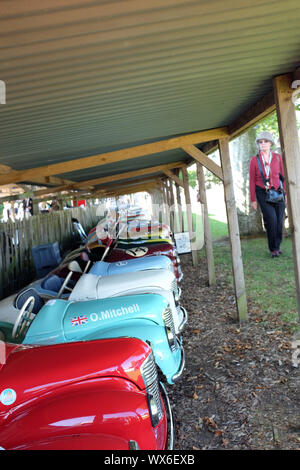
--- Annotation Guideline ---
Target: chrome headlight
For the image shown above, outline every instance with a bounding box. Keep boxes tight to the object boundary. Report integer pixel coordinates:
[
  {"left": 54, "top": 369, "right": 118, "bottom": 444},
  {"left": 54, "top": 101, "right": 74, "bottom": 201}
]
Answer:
[
  {"left": 171, "top": 278, "right": 180, "bottom": 302},
  {"left": 162, "top": 305, "right": 178, "bottom": 351},
  {"left": 141, "top": 350, "right": 157, "bottom": 388},
  {"left": 165, "top": 326, "right": 177, "bottom": 352},
  {"left": 162, "top": 304, "right": 175, "bottom": 330},
  {"left": 140, "top": 351, "right": 164, "bottom": 428}
]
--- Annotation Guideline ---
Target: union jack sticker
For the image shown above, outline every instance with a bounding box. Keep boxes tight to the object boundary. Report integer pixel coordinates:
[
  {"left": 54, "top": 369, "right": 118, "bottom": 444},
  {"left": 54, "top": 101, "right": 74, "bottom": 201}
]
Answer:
[{"left": 71, "top": 315, "right": 88, "bottom": 326}]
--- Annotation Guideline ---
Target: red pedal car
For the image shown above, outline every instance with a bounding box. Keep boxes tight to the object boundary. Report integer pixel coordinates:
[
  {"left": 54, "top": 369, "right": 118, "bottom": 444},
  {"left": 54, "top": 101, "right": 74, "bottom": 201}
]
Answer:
[{"left": 0, "top": 338, "right": 173, "bottom": 450}]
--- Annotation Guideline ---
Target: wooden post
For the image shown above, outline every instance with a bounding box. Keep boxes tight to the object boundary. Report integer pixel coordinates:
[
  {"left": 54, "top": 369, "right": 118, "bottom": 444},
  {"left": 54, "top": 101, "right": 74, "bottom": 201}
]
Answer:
[
  {"left": 182, "top": 166, "right": 198, "bottom": 266},
  {"left": 160, "top": 182, "right": 168, "bottom": 225},
  {"left": 218, "top": 138, "right": 248, "bottom": 322},
  {"left": 197, "top": 162, "right": 216, "bottom": 285},
  {"left": 32, "top": 198, "right": 39, "bottom": 216},
  {"left": 168, "top": 178, "right": 175, "bottom": 233},
  {"left": 174, "top": 169, "right": 184, "bottom": 233},
  {"left": 274, "top": 73, "right": 300, "bottom": 324}
]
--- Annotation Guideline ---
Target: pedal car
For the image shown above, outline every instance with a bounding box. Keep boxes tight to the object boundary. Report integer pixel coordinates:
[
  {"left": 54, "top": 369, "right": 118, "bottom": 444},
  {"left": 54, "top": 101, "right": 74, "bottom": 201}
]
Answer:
[
  {"left": 0, "top": 337, "right": 173, "bottom": 450},
  {"left": 68, "top": 270, "right": 187, "bottom": 334},
  {"left": 14, "top": 292, "right": 185, "bottom": 385},
  {"left": 0, "top": 254, "right": 177, "bottom": 332}
]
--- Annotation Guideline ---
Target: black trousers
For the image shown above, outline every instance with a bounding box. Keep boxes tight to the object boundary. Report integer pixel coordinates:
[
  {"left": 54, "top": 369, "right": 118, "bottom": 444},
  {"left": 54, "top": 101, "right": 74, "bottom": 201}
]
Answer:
[{"left": 255, "top": 186, "right": 285, "bottom": 253}]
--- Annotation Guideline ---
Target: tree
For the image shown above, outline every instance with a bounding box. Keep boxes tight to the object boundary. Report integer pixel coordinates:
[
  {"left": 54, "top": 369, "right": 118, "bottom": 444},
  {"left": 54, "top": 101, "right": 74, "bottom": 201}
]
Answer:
[{"left": 231, "top": 127, "right": 264, "bottom": 235}]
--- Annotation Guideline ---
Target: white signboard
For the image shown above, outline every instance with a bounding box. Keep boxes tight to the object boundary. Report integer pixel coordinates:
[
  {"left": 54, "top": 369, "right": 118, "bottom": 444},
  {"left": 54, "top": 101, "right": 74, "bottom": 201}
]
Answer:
[{"left": 174, "top": 232, "right": 191, "bottom": 254}]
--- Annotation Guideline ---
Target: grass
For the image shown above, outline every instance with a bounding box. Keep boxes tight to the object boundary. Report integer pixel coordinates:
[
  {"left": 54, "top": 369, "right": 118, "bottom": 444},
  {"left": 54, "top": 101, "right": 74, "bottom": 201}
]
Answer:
[
  {"left": 195, "top": 213, "right": 299, "bottom": 332},
  {"left": 208, "top": 214, "right": 228, "bottom": 240},
  {"left": 181, "top": 212, "right": 229, "bottom": 241},
  {"left": 178, "top": 210, "right": 298, "bottom": 331}
]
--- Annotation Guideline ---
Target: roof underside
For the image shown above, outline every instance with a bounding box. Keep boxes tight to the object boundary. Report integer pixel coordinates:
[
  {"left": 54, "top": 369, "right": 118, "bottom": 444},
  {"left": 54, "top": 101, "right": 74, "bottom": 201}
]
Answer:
[{"left": 1, "top": 0, "right": 300, "bottom": 192}]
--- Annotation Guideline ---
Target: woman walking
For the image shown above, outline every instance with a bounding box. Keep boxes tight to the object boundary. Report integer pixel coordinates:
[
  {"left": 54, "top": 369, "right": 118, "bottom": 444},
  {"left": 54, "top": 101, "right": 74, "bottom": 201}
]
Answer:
[{"left": 249, "top": 131, "right": 286, "bottom": 258}]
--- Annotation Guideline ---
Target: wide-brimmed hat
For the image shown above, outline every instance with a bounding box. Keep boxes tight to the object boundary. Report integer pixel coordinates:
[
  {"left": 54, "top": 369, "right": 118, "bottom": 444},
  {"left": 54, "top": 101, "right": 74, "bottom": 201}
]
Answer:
[{"left": 255, "top": 131, "right": 275, "bottom": 147}]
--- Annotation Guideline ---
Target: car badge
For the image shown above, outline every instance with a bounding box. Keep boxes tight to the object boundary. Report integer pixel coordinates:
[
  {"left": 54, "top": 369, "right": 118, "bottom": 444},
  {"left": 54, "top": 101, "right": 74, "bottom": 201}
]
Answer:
[
  {"left": 125, "top": 247, "right": 148, "bottom": 257},
  {"left": 0, "top": 388, "right": 17, "bottom": 406}
]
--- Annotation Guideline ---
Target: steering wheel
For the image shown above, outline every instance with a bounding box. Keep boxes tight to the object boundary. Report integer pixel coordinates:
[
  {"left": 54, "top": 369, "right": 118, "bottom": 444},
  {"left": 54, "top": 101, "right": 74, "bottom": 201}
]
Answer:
[{"left": 12, "top": 296, "right": 35, "bottom": 339}]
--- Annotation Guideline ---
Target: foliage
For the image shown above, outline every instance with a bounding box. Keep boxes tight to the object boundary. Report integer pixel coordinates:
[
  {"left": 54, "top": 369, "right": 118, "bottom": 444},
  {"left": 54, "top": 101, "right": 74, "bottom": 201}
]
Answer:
[
  {"left": 187, "top": 168, "right": 221, "bottom": 190},
  {"left": 187, "top": 169, "right": 197, "bottom": 189},
  {"left": 255, "top": 112, "right": 279, "bottom": 142},
  {"left": 255, "top": 105, "right": 300, "bottom": 145}
]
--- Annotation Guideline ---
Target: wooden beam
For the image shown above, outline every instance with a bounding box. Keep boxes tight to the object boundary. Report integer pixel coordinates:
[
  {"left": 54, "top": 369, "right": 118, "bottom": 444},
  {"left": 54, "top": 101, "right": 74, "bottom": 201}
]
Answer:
[
  {"left": 182, "top": 165, "right": 198, "bottom": 266},
  {"left": 174, "top": 169, "right": 184, "bottom": 233},
  {"left": 201, "top": 90, "right": 276, "bottom": 155},
  {"left": 0, "top": 162, "right": 79, "bottom": 189},
  {"left": 162, "top": 179, "right": 171, "bottom": 208},
  {"left": 32, "top": 175, "right": 81, "bottom": 187},
  {"left": 99, "top": 175, "right": 160, "bottom": 193},
  {"left": 95, "top": 176, "right": 160, "bottom": 192},
  {"left": 163, "top": 168, "right": 184, "bottom": 188},
  {"left": 273, "top": 73, "right": 300, "bottom": 323},
  {"left": 33, "top": 161, "right": 185, "bottom": 198},
  {"left": 168, "top": 178, "right": 175, "bottom": 232},
  {"left": 0, "top": 127, "right": 228, "bottom": 186},
  {"left": 86, "top": 162, "right": 184, "bottom": 187},
  {"left": 218, "top": 138, "right": 248, "bottom": 322},
  {"left": 228, "top": 91, "right": 275, "bottom": 139},
  {"left": 181, "top": 144, "right": 223, "bottom": 180},
  {"left": 196, "top": 162, "right": 215, "bottom": 286},
  {"left": 100, "top": 181, "right": 159, "bottom": 198}
]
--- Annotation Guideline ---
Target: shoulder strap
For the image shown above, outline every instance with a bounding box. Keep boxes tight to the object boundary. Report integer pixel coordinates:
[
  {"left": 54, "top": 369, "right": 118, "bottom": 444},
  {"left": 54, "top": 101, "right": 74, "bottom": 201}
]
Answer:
[
  {"left": 272, "top": 152, "right": 285, "bottom": 183},
  {"left": 256, "top": 154, "right": 268, "bottom": 186}
]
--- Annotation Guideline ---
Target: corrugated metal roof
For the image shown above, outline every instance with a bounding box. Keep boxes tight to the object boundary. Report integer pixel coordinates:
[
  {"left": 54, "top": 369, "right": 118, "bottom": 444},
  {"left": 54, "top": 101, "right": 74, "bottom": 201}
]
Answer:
[{"left": 1, "top": 0, "right": 300, "bottom": 190}]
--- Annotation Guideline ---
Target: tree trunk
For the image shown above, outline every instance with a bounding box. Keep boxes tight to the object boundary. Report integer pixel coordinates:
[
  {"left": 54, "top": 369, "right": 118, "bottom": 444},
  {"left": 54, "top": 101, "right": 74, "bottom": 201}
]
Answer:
[{"left": 231, "top": 127, "right": 263, "bottom": 236}]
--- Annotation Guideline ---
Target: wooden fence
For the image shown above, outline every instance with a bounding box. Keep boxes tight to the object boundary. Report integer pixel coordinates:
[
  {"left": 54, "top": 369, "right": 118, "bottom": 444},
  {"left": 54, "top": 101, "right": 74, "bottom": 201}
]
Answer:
[{"left": 0, "top": 205, "right": 101, "bottom": 300}]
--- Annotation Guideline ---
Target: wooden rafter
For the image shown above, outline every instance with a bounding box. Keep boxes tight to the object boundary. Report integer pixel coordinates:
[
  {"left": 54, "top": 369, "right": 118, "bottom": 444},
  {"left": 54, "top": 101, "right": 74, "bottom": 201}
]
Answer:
[
  {"left": 0, "top": 163, "right": 79, "bottom": 188},
  {"left": 94, "top": 176, "right": 160, "bottom": 195},
  {"left": 228, "top": 90, "right": 275, "bottom": 139},
  {"left": 162, "top": 168, "right": 184, "bottom": 188},
  {"left": 201, "top": 90, "right": 276, "bottom": 155},
  {"left": 33, "top": 161, "right": 185, "bottom": 198},
  {"left": 96, "top": 180, "right": 160, "bottom": 198},
  {"left": 0, "top": 127, "right": 228, "bottom": 186},
  {"left": 181, "top": 144, "right": 223, "bottom": 180}
]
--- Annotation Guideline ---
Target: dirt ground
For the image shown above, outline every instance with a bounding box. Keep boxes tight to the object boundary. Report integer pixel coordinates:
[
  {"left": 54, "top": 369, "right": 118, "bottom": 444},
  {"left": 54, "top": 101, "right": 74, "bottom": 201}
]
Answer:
[{"left": 168, "top": 255, "right": 300, "bottom": 451}]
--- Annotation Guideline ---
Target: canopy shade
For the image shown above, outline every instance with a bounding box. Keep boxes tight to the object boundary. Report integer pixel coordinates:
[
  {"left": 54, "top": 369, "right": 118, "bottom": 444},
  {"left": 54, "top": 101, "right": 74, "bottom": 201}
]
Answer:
[{"left": 1, "top": 0, "right": 300, "bottom": 191}]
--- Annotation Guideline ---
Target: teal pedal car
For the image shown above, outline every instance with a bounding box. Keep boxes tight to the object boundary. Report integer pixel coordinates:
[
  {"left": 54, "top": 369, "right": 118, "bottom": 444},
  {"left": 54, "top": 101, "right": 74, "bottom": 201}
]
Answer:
[{"left": 13, "top": 293, "right": 185, "bottom": 385}]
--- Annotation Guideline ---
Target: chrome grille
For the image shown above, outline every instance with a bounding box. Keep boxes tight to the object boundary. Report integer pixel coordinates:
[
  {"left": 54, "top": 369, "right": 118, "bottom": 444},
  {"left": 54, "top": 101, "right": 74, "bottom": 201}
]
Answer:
[
  {"left": 147, "top": 376, "right": 164, "bottom": 423},
  {"left": 141, "top": 350, "right": 164, "bottom": 425},
  {"left": 141, "top": 351, "right": 158, "bottom": 387},
  {"left": 163, "top": 306, "right": 176, "bottom": 335},
  {"left": 172, "top": 278, "right": 180, "bottom": 301}
]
